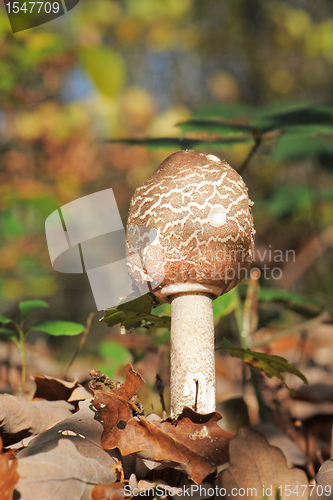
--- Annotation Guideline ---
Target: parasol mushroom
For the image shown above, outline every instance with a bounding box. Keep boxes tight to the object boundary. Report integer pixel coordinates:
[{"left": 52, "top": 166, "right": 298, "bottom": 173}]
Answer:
[{"left": 126, "top": 150, "right": 255, "bottom": 417}]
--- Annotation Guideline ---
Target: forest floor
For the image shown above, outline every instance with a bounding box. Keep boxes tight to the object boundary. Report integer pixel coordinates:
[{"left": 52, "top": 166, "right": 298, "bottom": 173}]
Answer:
[{"left": 1, "top": 317, "right": 333, "bottom": 500}]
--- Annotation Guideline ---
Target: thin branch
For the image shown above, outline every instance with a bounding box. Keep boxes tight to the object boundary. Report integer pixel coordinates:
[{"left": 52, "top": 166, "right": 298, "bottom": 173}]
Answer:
[
  {"left": 65, "top": 312, "right": 94, "bottom": 378},
  {"left": 238, "top": 131, "right": 262, "bottom": 174},
  {"left": 155, "top": 373, "right": 166, "bottom": 413}
]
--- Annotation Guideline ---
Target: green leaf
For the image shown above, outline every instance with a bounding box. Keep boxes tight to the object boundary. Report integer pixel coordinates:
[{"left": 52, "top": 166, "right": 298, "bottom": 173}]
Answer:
[
  {"left": 101, "top": 295, "right": 171, "bottom": 330},
  {"left": 259, "top": 288, "right": 323, "bottom": 317},
  {"left": 152, "top": 303, "right": 171, "bottom": 316},
  {"left": 1, "top": 210, "right": 26, "bottom": 238},
  {"left": 178, "top": 118, "right": 253, "bottom": 136},
  {"left": 107, "top": 136, "right": 253, "bottom": 151},
  {"left": 117, "top": 294, "right": 154, "bottom": 314},
  {"left": 192, "top": 138, "right": 254, "bottom": 149},
  {"left": 0, "top": 327, "right": 17, "bottom": 338},
  {"left": 273, "top": 135, "right": 333, "bottom": 172},
  {"left": 98, "top": 341, "right": 131, "bottom": 378},
  {"left": 218, "top": 338, "right": 308, "bottom": 386},
  {"left": 253, "top": 103, "right": 333, "bottom": 134},
  {"left": 273, "top": 135, "right": 333, "bottom": 166},
  {"left": 193, "top": 102, "right": 333, "bottom": 135},
  {"left": 107, "top": 137, "right": 186, "bottom": 150},
  {"left": 153, "top": 329, "right": 171, "bottom": 345},
  {"left": 31, "top": 320, "right": 85, "bottom": 336},
  {"left": 0, "top": 314, "right": 14, "bottom": 325},
  {"left": 213, "top": 288, "right": 238, "bottom": 321},
  {"left": 268, "top": 186, "right": 313, "bottom": 217},
  {"left": 80, "top": 47, "right": 126, "bottom": 97},
  {"left": 193, "top": 102, "right": 256, "bottom": 120},
  {"left": 19, "top": 300, "right": 50, "bottom": 321}
]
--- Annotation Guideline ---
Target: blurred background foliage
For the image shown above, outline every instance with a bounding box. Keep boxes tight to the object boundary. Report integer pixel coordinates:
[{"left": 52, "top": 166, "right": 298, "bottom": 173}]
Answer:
[{"left": 0, "top": 0, "right": 333, "bottom": 395}]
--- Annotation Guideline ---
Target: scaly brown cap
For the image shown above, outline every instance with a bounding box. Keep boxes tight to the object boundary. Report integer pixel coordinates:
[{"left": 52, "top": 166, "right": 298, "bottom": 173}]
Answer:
[{"left": 126, "top": 150, "right": 255, "bottom": 301}]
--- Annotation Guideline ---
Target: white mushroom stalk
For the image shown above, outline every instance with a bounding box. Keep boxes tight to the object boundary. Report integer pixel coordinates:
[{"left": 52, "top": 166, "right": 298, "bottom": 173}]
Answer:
[
  {"left": 170, "top": 291, "right": 215, "bottom": 415},
  {"left": 127, "top": 151, "right": 255, "bottom": 417}
]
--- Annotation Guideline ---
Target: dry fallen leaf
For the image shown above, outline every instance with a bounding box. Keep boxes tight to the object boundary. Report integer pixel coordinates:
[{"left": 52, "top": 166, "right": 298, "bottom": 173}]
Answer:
[
  {"left": 68, "top": 385, "right": 92, "bottom": 402},
  {"left": 18, "top": 399, "right": 119, "bottom": 468},
  {"left": 33, "top": 374, "right": 92, "bottom": 403},
  {"left": 296, "top": 383, "right": 333, "bottom": 404},
  {"left": 15, "top": 439, "right": 117, "bottom": 500},
  {"left": 93, "top": 364, "right": 233, "bottom": 484},
  {"left": 0, "top": 437, "right": 19, "bottom": 500},
  {"left": 311, "top": 460, "right": 333, "bottom": 500},
  {"left": 91, "top": 482, "right": 125, "bottom": 500},
  {"left": 154, "top": 408, "right": 232, "bottom": 466},
  {"left": 92, "top": 364, "right": 145, "bottom": 429},
  {"left": 109, "top": 461, "right": 124, "bottom": 481},
  {"left": 0, "top": 395, "right": 74, "bottom": 446},
  {"left": 33, "top": 375, "right": 79, "bottom": 400},
  {"left": 221, "top": 427, "right": 309, "bottom": 500},
  {"left": 253, "top": 423, "right": 307, "bottom": 467}
]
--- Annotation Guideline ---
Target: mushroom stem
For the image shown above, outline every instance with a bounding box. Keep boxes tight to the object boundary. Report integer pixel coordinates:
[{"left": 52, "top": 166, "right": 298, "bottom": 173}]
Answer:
[{"left": 170, "top": 292, "right": 216, "bottom": 417}]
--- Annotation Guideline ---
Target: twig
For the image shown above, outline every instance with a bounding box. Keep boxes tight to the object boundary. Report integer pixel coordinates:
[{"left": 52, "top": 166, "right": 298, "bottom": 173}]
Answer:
[
  {"left": 250, "top": 366, "right": 269, "bottom": 423},
  {"left": 194, "top": 379, "right": 199, "bottom": 412},
  {"left": 234, "top": 283, "right": 269, "bottom": 423},
  {"left": 17, "top": 325, "right": 27, "bottom": 393},
  {"left": 238, "top": 131, "right": 262, "bottom": 174},
  {"left": 65, "top": 312, "right": 94, "bottom": 378},
  {"left": 155, "top": 373, "right": 166, "bottom": 413},
  {"left": 242, "top": 269, "right": 260, "bottom": 341}
]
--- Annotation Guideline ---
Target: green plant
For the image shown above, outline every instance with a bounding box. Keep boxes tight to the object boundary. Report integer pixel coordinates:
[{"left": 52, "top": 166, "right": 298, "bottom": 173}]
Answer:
[
  {"left": 0, "top": 299, "right": 85, "bottom": 389},
  {"left": 102, "top": 283, "right": 315, "bottom": 384},
  {"left": 97, "top": 340, "right": 132, "bottom": 379}
]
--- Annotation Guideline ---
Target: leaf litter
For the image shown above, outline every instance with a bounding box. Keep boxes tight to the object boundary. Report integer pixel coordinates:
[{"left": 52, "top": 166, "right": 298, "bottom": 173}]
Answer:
[{"left": 0, "top": 363, "right": 330, "bottom": 499}]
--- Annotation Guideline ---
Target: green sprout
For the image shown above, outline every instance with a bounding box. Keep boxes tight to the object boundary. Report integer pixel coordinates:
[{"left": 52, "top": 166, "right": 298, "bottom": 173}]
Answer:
[{"left": 0, "top": 299, "right": 85, "bottom": 389}]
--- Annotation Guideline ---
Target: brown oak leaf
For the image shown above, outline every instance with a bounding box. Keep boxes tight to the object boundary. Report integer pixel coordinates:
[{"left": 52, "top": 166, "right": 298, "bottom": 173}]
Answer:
[
  {"left": 0, "top": 437, "right": 19, "bottom": 500},
  {"left": 15, "top": 439, "right": 117, "bottom": 499},
  {"left": 93, "top": 364, "right": 233, "bottom": 484},
  {"left": 221, "top": 427, "right": 309, "bottom": 500},
  {"left": 91, "top": 482, "right": 125, "bottom": 500},
  {"left": 0, "top": 395, "right": 74, "bottom": 447}
]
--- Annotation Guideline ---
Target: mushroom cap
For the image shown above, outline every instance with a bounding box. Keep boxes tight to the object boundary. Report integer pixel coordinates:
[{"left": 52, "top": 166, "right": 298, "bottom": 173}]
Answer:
[{"left": 126, "top": 150, "right": 255, "bottom": 301}]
